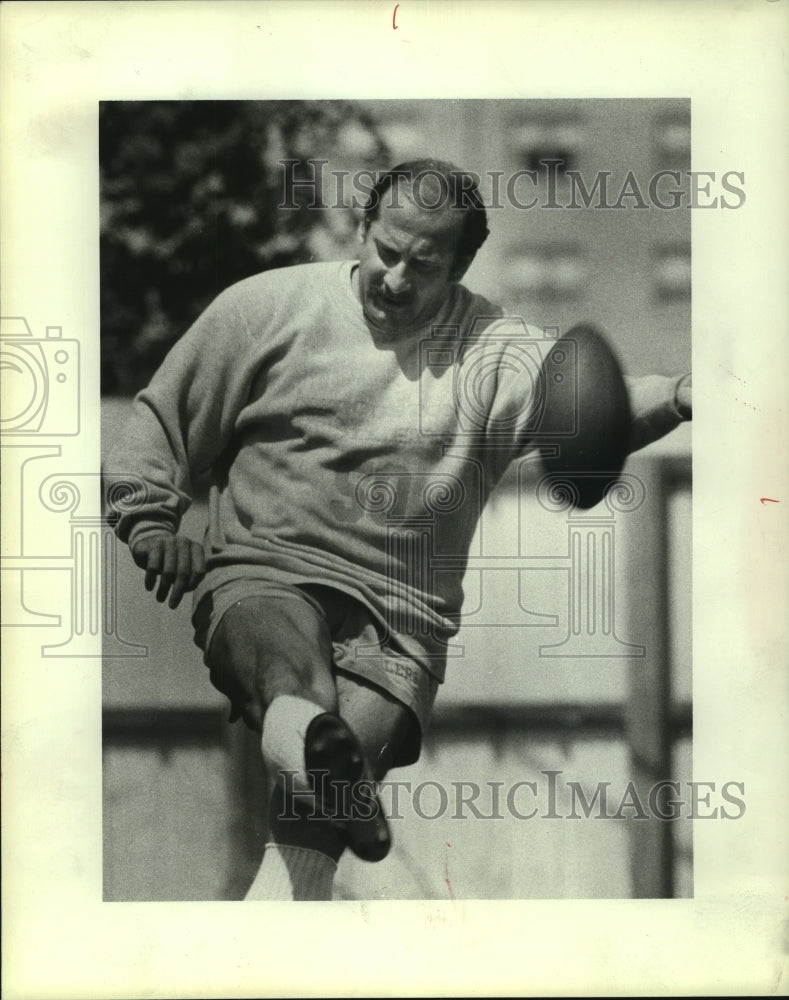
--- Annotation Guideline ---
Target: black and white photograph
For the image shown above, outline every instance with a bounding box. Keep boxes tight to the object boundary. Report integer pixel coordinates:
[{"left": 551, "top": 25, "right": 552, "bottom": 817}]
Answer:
[
  {"left": 100, "top": 98, "right": 694, "bottom": 904},
  {"left": 2, "top": 2, "right": 787, "bottom": 997}
]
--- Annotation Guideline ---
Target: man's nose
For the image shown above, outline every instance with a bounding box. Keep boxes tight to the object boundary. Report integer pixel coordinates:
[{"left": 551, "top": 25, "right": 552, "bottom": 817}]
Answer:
[{"left": 383, "top": 262, "right": 410, "bottom": 296}]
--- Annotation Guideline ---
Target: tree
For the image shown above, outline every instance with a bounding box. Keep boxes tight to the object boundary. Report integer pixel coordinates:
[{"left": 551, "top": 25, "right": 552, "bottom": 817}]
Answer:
[{"left": 100, "top": 100, "right": 389, "bottom": 394}]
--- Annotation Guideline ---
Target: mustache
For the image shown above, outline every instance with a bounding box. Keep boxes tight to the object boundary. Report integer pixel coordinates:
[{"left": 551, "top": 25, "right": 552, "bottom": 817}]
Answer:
[{"left": 375, "top": 286, "right": 412, "bottom": 304}]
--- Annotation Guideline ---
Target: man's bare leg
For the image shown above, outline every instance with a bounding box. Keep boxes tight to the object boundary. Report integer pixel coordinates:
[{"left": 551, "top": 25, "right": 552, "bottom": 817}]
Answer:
[{"left": 208, "top": 593, "right": 412, "bottom": 900}]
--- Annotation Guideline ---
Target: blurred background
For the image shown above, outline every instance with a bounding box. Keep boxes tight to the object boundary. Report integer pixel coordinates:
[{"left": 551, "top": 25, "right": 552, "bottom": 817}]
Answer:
[{"left": 101, "top": 99, "right": 691, "bottom": 900}]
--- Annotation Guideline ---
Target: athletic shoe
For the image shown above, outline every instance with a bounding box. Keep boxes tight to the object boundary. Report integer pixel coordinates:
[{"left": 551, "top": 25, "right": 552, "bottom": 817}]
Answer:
[{"left": 304, "top": 712, "right": 391, "bottom": 862}]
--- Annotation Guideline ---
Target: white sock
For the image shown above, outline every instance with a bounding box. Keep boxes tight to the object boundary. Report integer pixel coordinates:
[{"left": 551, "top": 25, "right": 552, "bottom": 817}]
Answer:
[
  {"left": 261, "top": 694, "right": 327, "bottom": 793},
  {"left": 244, "top": 843, "right": 337, "bottom": 901}
]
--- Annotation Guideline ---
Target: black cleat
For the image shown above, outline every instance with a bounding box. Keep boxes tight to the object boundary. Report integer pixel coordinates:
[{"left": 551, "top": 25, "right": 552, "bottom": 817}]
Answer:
[{"left": 304, "top": 712, "right": 391, "bottom": 863}]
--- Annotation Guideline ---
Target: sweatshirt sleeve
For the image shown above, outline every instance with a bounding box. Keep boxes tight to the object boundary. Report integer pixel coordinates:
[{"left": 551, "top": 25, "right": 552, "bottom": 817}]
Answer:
[
  {"left": 103, "top": 285, "right": 258, "bottom": 548},
  {"left": 624, "top": 372, "right": 691, "bottom": 454}
]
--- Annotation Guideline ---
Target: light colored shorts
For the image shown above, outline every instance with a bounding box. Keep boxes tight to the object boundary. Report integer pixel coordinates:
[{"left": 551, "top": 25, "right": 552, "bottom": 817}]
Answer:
[{"left": 192, "top": 575, "right": 440, "bottom": 767}]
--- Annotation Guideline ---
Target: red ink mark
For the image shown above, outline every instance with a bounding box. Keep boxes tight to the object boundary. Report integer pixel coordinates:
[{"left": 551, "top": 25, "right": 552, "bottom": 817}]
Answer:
[
  {"left": 443, "top": 842, "right": 454, "bottom": 898},
  {"left": 760, "top": 497, "right": 779, "bottom": 504},
  {"left": 392, "top": 4, "right": 399, "bottom": 28}
]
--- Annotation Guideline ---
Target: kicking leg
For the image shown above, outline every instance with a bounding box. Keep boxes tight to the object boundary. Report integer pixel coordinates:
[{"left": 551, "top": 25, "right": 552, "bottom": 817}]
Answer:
[
  {"left": 208, "top": 590, "right": 344, "bottom": 900},
  {"left": 336, "top": 670, "right": 413, "bottom": 782},
  {"left": 261, "top": 671, "right": 412, "bottom": 886},
  {"left": 207, "top": 588, "right": 415, "bottom": 899}
]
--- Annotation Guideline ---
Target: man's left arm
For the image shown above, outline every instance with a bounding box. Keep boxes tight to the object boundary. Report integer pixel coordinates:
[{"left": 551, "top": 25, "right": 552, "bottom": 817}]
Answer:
[{"left": 625, "top": 372, "right": 692, "bottom": 453}]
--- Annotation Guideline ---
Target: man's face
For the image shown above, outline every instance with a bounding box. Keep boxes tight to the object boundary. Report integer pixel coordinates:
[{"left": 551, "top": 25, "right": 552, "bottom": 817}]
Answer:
[{"left": 356, "top": 191, "right": 469, "bottom": 335}]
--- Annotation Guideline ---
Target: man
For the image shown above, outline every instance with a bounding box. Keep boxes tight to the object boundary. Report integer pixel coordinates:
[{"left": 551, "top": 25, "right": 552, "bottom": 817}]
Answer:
[{"left": 104, "top": 159, "right": 691, "bottom": 901}]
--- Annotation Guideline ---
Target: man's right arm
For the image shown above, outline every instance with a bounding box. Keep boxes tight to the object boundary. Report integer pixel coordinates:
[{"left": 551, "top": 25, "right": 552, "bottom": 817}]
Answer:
[{"left": 103, "top": 286, "right": 256, "bottom": 607}]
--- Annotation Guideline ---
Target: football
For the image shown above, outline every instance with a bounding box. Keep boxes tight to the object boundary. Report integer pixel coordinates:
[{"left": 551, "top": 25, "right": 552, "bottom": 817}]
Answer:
[{"left": 536, "top": 323, "right": 632, "bottom": 510}]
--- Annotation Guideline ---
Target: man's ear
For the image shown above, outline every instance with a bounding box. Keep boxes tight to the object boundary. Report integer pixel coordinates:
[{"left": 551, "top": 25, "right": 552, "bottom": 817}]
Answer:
[{"left": 357, "top": 218, "right": 369, "bottom": 245}]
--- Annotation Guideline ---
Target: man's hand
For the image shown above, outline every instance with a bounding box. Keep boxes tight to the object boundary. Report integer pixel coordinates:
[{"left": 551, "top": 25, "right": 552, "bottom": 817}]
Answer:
[{"left": 131, "top": 533, "right": 206, "bottom": 609}]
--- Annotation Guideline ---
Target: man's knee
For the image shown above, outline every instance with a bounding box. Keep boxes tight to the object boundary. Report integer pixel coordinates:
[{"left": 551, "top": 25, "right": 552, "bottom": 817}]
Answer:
[
  {"left": 208, "top": 597, "right": 338, "bottom": 728},
  {"left": 336, "top": 674, "right": 413, "bottom": 780}
]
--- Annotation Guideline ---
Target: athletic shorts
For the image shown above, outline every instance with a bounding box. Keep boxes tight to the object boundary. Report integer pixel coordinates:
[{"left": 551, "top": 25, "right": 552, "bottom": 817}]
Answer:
[{"left": 191, "top": 576, "right": 440, "bottom": 767}]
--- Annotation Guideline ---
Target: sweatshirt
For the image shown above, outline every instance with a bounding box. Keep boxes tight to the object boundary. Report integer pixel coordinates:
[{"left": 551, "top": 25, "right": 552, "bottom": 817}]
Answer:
[{"left": 104, "top": 260, "right": 685, "bottom": 680}]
